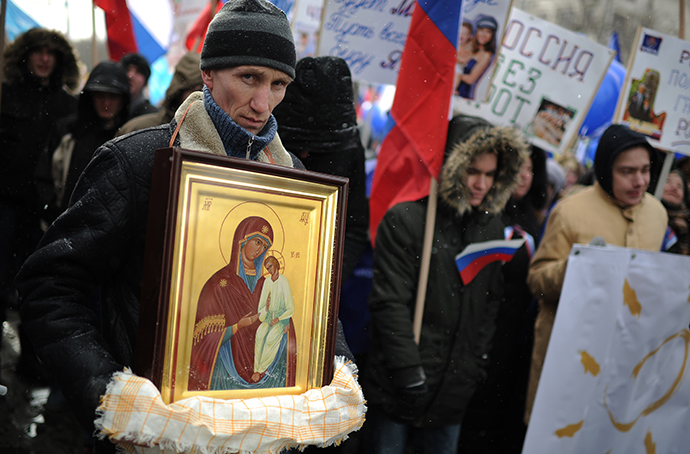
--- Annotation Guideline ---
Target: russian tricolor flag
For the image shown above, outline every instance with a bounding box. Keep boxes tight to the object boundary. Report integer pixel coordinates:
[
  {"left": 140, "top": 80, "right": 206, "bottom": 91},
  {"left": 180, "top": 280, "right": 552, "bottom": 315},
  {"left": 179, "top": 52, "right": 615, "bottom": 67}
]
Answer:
[
  {"left": 95, "top": 0, "right": 173, "bottom": 63},
  {"left": 368, "top": 0, "right": 462, "bottom": 245},
  {"left": 455, "top": 239, "right": 526, "bottom": 285}
]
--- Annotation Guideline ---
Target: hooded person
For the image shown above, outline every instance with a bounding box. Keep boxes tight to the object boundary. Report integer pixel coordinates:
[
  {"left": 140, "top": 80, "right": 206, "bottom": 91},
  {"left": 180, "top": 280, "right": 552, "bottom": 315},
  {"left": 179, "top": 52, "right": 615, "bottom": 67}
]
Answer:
[
  {"left": 117, "top": 52, "right": 204, "bottom": 136},
  {"left": 272, "top": 56, "right": 368, "bottom": 283},
  {"left": 361, "top": 115, "right": 528, "bottom": 454},
  {"left": 0, "top": 28, "right": 80, "bottom": 311},
  {"left": 16, "top": 1, "right": 357, "bottom": 451},
  {"left": 35, "top": 61, "right": 131, "bottom": 228},
  {"left": 525, "top": 124, "right": 668, "bottom": 422},
  {"left": 120, "top": 53, "right": 158, "bottom": 118}
]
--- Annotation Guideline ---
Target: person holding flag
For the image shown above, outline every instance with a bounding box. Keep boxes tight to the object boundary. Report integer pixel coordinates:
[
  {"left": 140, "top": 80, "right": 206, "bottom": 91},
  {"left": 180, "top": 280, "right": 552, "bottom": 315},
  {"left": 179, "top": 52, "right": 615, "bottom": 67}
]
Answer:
[{"left": 362, "top": 116, "right": 529, "bottom": 454}]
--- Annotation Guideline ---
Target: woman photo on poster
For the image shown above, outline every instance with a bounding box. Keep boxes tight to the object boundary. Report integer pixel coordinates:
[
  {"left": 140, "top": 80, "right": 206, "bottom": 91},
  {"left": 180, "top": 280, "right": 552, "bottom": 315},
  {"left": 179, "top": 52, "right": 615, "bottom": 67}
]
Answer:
[{"left": 456, "top": 15, "right": 498, "bottom": 100}]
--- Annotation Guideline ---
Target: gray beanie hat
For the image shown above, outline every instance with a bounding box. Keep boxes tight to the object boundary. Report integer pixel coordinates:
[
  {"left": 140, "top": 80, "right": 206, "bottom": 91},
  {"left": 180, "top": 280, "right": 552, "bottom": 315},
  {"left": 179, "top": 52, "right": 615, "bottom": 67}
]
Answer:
[{"left": 200, "top": 0, "right": 296, "bottom": 79}]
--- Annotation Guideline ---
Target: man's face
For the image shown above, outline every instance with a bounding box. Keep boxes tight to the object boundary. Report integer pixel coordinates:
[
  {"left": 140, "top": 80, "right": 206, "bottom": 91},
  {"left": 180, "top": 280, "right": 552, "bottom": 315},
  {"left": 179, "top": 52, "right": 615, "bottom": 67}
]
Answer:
[
  {"left": 202, "top": 66, "right": 291, "bottom": 135},
  {"left": 126, "top": 65, "right": 147, "bottom": 98},
  {"left": 466, "top": 152, "right": 497, "bottom": 207},
  {"left": 611, "top": 146, "right": 651, "bottom": 207},
  {"left": 92, "top": 92, "right": 124, "bottom": 121},
  {"left": 27, "top": 46, "right": 56, "bottom": 82}
]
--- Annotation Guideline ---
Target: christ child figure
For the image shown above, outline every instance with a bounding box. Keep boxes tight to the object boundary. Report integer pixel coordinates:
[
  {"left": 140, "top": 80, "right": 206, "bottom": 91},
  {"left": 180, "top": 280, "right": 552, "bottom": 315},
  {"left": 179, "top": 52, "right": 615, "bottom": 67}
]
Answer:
[{"left": 252, "top": 256, "right": 294, "bottom": 383}]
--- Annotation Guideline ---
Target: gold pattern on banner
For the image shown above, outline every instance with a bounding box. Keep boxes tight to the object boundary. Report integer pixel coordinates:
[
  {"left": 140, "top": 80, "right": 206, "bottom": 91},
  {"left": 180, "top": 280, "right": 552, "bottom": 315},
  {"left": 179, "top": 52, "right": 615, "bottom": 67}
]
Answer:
[
  {"left": 623, "top": 279, "right": 642, "bottom": 318},
  {"left": 554, "top": 420, "right": 584, "bottom": 438},
  {"left": 579, "top": 350, "right": 600, "bottom": 376},
  {"left": 645, "top": 431, "right": 656, "bottom": 454},
  {"left": 192, "top": 314, "right": 225, "bottom": 345},
  {"left": 604, "top": 329, "right": 690, "bottom": 432}
]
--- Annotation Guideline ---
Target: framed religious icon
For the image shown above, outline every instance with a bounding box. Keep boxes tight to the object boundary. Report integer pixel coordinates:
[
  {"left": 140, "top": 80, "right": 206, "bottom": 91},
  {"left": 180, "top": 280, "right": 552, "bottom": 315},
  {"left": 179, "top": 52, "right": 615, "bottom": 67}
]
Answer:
[{"left": 136, "top": 148, "right": 348, "bottom": 404}]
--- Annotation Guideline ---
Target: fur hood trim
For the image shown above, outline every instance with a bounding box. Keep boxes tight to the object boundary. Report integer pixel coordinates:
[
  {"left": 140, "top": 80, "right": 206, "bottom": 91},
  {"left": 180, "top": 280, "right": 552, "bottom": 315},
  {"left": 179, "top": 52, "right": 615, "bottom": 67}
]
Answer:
[
  {"left": 3, "top": 28, "right": 80, "bottom": 91},
  {"left": 439, "top": 125, "right": 529, "bottom": 216},
  {"left": 174, "top": 92, "right": 294, "bottom": 167}
]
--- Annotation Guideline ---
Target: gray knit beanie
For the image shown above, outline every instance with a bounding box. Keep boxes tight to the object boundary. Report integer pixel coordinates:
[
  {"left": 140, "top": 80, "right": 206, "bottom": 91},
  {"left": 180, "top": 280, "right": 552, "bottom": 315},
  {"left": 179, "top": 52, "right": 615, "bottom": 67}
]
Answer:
[{"left": 200, "top": 0, "right": 296, "bottom": 79}]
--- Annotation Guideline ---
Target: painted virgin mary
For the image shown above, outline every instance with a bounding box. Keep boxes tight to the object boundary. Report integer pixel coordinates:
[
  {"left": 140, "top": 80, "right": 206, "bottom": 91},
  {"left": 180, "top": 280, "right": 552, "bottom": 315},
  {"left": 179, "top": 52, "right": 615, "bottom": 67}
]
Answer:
[{"left": 188, "top": 216, "right": 296, "bottom": 391}]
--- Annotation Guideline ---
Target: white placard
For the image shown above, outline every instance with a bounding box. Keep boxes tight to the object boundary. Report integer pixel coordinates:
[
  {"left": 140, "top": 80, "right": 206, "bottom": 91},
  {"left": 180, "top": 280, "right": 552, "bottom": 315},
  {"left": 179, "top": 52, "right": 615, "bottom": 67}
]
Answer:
[
  {"left": 454, "top": 8, "right": 615, "bottom": 155},
  {"left": 523, "top": 245, "right": 690, "bottom": 454},
  {"left": 615, "top": 27, "right": 690, "bottom": 156}
]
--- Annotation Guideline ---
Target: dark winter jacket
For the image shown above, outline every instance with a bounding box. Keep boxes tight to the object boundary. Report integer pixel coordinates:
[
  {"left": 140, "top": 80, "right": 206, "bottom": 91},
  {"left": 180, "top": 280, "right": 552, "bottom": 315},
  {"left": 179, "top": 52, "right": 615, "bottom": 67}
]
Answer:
[
  {"left": 35, "top": 61, "right": 131, "bottom": 225},
  {"left": 273, "top": 56, "right": 369, "bottom": 281},
  {"left": 0, "top": 28, "right": 80, "bottom": 205},
  {"left": 16, "top": 92, "right": 314, "bottom": 438},
  {"left": 363, "top": 116, "right": 528, "bottom": 427}
]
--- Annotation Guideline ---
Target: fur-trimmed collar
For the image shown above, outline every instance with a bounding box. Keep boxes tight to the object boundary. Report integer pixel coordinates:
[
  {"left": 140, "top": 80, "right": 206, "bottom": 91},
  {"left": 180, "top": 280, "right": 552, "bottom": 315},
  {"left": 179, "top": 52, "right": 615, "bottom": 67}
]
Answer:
[
  {"left": 173, "top": 92, "right": 294, "bottom": 167},
  {"left": 439, "top": 125, "right": 529, "bottom": 216}
]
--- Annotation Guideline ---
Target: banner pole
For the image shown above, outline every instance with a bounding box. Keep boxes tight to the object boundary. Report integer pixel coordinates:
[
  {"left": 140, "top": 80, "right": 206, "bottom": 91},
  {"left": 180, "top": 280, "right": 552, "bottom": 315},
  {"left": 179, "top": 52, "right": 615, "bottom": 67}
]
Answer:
[
  {"left": 0, "top": 0, "right": 7, "bottom": 107},
  {"left": 413, "top": 177, "right": 438, "bottom": 345},
  {"left": 92, "top": 0, "right": 98, "bottom": 66}
]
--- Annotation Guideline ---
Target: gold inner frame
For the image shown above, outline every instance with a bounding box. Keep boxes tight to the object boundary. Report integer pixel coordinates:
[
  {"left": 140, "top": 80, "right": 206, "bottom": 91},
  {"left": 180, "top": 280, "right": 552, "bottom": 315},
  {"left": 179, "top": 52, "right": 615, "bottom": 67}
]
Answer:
[{"left": 159, "top": 161, "right": 340, "bottom": 404}]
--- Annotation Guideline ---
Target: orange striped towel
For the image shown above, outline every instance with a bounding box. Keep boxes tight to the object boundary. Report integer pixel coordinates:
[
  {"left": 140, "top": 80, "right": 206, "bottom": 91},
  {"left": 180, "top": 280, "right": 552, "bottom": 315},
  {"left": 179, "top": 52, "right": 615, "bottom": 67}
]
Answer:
[{"left": 95, "top": 356, "right": 366, "bottom": 453}]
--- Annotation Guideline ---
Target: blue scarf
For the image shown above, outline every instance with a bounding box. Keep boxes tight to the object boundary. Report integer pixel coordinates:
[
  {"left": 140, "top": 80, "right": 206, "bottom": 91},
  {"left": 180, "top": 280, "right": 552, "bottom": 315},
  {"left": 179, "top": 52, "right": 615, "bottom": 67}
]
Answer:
[{"left": 203, "top": 86, "right": 277, "bottom": 159}]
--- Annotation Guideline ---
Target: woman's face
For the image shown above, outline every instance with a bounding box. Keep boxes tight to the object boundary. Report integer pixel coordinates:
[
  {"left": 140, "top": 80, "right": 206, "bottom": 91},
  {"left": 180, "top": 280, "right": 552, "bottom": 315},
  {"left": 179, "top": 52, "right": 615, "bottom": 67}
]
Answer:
[
  {"left": 242, "top": 237, "right": 268, "bottom": 263},
  {"left": 460, "top": 25, "right": 472, "bottom": 45},
  {"left": 513, "top": 159, "right": 534, "bottom": 200},
  {"left": 92, "top": 92, "right": 124, "bottom": 120},
  {"left": 476, "top": 27, "right": 494, "bottom": 46},
  {"left": 662, "top": 172, "right": 685, "bottom": 206}
]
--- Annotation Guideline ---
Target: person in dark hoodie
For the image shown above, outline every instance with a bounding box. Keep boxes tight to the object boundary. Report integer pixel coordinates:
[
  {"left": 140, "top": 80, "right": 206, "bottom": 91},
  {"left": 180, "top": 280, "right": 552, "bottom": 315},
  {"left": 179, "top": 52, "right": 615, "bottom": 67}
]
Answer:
[
  {"left": 120, "top": 53, "right": 158, "bottom": 119},
  {"left": 272, "top": 56, "right": 369, "bottom": 283},
  {"left": 525, "top": 124, "right": 668, "bottom": 423},
  {"left": 117, "top": 52, "right": 203, "bottom": 136},
  {"left": 362, "top": 115, "right": 528, "bottom": 454},
  {"left": 0, "top": 28, "right": 80, "bottom": 315},
  {"left": 35, "top": 61, "right": 131, "bottom": 228}
]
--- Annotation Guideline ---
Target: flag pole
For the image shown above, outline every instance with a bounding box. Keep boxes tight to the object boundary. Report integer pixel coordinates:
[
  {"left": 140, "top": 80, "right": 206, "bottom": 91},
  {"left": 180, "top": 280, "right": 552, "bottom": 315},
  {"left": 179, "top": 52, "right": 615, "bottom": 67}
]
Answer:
[
  {"left": 91, "top": 0, "right": 98, "bottom": 67},
  {"left": 655, "top": 0, "right": 686, "bottom": 199},
  {"left": 413, "top": 177, "right": 438, "bottom": 344},
  {"left": 0, "top": 0, "right": 7, "bottom": 106}
]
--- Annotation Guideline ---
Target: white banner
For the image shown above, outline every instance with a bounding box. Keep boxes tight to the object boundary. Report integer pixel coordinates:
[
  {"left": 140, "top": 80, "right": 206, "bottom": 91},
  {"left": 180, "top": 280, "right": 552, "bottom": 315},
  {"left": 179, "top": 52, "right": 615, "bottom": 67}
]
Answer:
[
  {"left": 454, "top": 8, "right": 615, "bottom": 155},
  {"left": 615, "top": 27, "right": 690, "bottom": 156},
  {"left": 523, "top": 245, "right": 690, "bottom": 454}
]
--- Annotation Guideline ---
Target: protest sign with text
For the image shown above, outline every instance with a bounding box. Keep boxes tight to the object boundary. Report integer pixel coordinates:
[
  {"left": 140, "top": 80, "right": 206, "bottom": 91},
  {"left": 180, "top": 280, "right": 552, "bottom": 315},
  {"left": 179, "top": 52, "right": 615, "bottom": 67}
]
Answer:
[
  {"left": 316, "top": 0, "right": 512, "bottom": 86},
  {"left": 523, "top": 245, "right": 690, "bottom": 454},
  {"left": 453, "top": 8, "right": 615, "bottom": 155},
  {"left": 615, "top": 27, "right": 690, "bottom": 156}
]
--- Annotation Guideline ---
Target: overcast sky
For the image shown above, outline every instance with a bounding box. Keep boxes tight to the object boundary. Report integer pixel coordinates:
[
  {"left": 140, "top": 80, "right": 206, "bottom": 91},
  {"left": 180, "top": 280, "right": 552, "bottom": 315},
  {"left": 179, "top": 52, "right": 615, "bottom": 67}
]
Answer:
[{"left": 14, "top": 0, "right": 106, "bottom": 40}]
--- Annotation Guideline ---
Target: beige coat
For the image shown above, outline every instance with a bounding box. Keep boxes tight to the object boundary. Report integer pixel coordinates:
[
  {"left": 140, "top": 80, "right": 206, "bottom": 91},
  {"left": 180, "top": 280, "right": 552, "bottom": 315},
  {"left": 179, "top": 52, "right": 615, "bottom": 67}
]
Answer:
[{"left": 524, "top": 182, "right": 667, "bottom": 421}]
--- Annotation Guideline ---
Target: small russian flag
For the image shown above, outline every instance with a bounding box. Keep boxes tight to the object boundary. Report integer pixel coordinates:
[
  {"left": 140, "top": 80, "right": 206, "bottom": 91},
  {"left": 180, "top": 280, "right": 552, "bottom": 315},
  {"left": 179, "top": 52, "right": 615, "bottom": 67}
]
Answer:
[
  {"left": 662, "top": 226, "right": 678, "bottom": 252},
  {"left": 455, "top": 238, "right": 526, "bottom": 285}
]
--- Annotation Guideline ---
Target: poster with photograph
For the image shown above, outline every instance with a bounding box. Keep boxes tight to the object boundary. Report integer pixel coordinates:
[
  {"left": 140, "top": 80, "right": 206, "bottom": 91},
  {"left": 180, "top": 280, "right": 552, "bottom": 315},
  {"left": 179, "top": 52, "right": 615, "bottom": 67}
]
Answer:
[
  {"left": 453, "top": 8, "right": 615, "bottom": 155},
  {"left": 453, "top": 0, "right": 513, "bottom": 103},
  {"left": 615, "top": 27, "right": 690, "bottom": 156}
]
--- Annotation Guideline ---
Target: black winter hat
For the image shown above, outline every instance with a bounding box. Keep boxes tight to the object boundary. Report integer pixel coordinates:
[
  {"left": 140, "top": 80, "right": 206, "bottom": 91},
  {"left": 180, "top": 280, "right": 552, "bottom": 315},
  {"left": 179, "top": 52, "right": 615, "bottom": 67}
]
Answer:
[
  {"left": 594, "top": 124, "right": 657, "bottom": 196},
  {"left": 121, "top": 53, "right": 151, "bottom": 82},
  {"left": 273, "top": 56, "right": 358, "bottom": 154},
  {"left": 83, "top": 61, "right": 130, "bottom": 98},
  {"left": 200, "top": 0, "right": 296, "bottom": 79}
]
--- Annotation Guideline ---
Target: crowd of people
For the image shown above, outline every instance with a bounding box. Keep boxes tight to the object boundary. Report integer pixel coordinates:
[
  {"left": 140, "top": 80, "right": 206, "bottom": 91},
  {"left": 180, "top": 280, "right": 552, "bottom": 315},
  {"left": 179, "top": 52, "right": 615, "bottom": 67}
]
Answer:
[{"left": 1, "top": 0, "right": 690, "bottom": 453}]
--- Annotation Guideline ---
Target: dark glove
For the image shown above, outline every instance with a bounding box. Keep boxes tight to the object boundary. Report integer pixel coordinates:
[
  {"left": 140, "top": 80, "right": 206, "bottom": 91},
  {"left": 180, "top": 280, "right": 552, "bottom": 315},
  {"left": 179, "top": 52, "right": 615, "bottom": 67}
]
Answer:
[{"left": 391, "top": 366, "right": 429, "bottom": 423}]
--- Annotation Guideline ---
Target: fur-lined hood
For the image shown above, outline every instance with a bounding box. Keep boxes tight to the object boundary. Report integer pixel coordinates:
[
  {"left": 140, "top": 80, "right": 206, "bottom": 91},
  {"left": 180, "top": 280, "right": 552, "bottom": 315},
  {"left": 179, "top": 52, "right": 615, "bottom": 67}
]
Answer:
[
  {"left": 3, "top": 28, "right": 80, "bottom": 91},
  {"left": 439, "top": 115, "right": 529, "bottom": 216}
]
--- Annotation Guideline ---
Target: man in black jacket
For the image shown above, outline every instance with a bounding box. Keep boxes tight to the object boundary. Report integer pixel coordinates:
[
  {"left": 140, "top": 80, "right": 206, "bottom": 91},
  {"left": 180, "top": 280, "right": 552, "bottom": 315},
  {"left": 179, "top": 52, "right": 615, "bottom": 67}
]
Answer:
[
  {"left": 16, "top": 1, "right": 351, "bottom": 452},
  {"left": 362, "top": 116, "right": 528, "bottom": 454}
]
